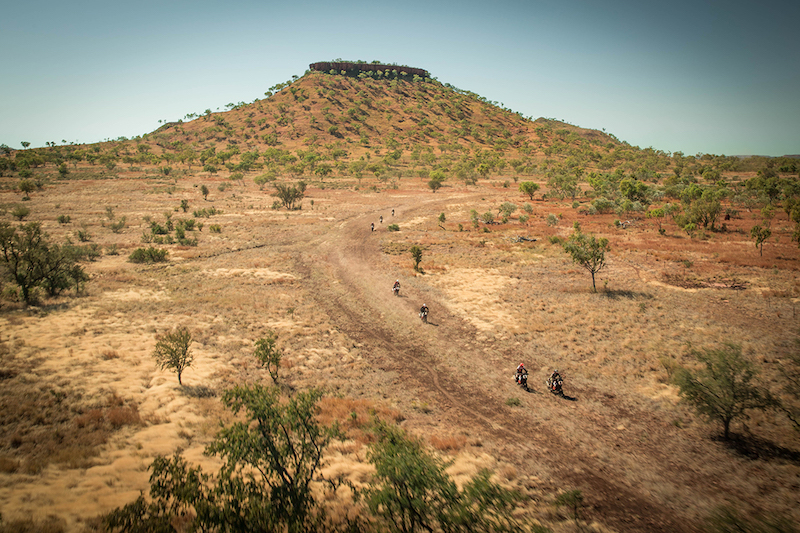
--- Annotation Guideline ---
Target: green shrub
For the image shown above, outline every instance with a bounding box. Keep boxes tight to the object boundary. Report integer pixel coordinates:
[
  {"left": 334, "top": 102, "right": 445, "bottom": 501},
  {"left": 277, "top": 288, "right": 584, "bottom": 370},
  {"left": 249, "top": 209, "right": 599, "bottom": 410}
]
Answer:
[
  {"left": 109, "top": 217, "right": 126, "bottom": 233},
  {"left": 128, "top": 247, "right": 169, "bottom": 264},
  {"left": 387, "top": 224, "right": 400, "bottom": 231},
  {"left": 57, "top": 214, "right": 71, "bottom": 224},
  {"left": 209, "top": 224, "right": 221, "bottom": 233},
  {"left": 11, "top": 205, "right": 30, "bottom": 220}
]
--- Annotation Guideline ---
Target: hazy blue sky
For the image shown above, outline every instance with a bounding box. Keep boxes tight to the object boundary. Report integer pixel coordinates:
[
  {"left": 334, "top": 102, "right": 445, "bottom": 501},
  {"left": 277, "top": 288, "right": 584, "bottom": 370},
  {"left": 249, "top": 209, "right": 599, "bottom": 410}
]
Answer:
[{"left": 2, "top": 0, "right": 798, "bottom": 156}]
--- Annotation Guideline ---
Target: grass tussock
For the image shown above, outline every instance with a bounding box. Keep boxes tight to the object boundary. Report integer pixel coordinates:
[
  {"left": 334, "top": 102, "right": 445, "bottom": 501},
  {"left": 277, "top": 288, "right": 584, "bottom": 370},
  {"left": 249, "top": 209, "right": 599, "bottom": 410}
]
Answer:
[
  {"left": 316, "top": 397, "right": 404, "bottom": 441},
  {"left": 429, "top": 434, "right": 468, "bottom": 452}
]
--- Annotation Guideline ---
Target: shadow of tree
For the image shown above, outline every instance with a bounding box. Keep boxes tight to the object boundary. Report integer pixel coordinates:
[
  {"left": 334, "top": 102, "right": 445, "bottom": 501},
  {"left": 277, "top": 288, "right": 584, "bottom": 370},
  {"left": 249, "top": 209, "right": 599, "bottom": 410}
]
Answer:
[
  {"left": 717, "top": 433, "right": 800, "bottom": 465},
  {"left": 601, "top": 289, "right": 654, "bottom": 300}
]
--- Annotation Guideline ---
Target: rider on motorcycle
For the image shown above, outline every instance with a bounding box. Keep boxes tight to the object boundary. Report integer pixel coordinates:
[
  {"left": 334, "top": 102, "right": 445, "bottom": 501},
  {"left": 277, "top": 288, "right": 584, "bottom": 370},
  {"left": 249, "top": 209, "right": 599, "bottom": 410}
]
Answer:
[
  {"left": 419, "top": 304, "right": 429, "bottom": 319},
  {"left": 393, "top": 279, "right": 400, "bottom": 291},
  {"left": 549, "top": 369, "right": 563, "bottom": 392},
  {"left": 516, "top": 363, "right": 527, "bottom": 384}
]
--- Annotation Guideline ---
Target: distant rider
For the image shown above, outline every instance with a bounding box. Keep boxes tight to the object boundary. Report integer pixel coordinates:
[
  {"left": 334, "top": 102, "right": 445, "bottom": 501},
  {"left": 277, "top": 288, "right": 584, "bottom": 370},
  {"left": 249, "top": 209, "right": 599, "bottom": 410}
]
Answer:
[
  {"left": 549, "top": 369, "right": 562, "bottom": 391},
  {"left": 419, "top": 303, "right": 429, "bottom": 320},
  {"left": 516, "top": 362, "right": 527, "bottom": 384},
  {"left": 393, "top": 279, "right": 400, "bottom": 294}
]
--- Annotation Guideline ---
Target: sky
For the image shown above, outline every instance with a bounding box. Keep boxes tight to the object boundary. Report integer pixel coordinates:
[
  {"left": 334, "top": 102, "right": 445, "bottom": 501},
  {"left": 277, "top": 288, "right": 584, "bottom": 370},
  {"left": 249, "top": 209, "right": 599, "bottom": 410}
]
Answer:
[{"left": 1, "top": 0, "right": 798, "bottom": 156}]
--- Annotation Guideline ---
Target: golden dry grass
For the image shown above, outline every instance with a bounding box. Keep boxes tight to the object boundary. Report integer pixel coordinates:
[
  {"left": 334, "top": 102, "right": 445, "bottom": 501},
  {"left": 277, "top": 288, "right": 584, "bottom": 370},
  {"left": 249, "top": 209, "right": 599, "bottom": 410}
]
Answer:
[{"left": 0, "top": 169, "right": 798, "bottom": 532}]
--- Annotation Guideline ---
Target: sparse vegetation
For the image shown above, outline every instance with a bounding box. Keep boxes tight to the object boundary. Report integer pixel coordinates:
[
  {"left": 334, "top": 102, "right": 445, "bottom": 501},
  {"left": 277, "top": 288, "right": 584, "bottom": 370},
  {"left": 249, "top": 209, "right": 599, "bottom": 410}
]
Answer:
[{"left": 128, "top": 246, "right": 168, "bottom": 263}]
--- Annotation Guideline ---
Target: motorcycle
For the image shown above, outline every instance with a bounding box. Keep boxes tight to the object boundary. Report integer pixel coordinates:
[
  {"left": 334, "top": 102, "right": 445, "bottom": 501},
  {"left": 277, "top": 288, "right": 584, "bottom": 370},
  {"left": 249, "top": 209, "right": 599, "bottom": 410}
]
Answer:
[
  {"left": 546, "top": 376, "right": 564, "bottom": 396},
  {"left": 419, "top": 310, "right": 428, "bottom": 324},
  {"left": 392, "top": 285, "right": 400, "bottom": 297},
  {"left": 514, "top": 370, "right": 529, "bottom": 391}
]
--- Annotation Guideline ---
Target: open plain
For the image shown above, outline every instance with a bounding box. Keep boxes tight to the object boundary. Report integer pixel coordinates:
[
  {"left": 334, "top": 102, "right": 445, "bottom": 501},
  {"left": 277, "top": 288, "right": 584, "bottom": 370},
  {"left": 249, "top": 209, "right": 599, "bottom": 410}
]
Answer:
[{"left": 1, "top": 168, "right": 798, "bottom": 532}]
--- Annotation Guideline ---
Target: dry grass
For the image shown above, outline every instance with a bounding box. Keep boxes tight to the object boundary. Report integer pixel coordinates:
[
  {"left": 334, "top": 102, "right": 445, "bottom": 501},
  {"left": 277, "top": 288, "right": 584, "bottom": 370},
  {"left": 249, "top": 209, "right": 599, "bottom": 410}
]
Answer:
[{"left": 0, "top": 173, "right": 798, "bottom": 531}]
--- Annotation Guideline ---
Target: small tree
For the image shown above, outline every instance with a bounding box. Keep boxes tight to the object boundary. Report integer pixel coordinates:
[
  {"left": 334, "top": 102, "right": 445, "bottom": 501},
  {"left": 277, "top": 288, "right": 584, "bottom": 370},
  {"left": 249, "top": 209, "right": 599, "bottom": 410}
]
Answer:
[
  {"left": 364, "top": 421, "right": 524, "bottom": 533},
  {"left": 519, "top": 181, "right": 540, "bottom": 200},
  {"left": 562, "top": 230, "right": 610, "bottom": 292},
  {"left": 672, "top": 343, "right": 772, "bottom": 439},
  {"left": 200, "top": 184, "right": 209, "bottom": 200},
  {"left": 18, "top": 179, "right": 36, "bottom": 199},
  {"left": 180, "top": 199, "right": 189, "bottom": 212},
  {"left": 273, "top": 182, "right": 305, "bottom": 210},
  {"left": 750, "top": 224, "right": 771, "bottom": 256},
  {"left": 410, "top": 245, "right": 423, "bottom": 272},
  {"left": 105, "top": 385, "right": 341, "bottom": 533},
  {"left": 428, "top": 169, "right": 445, "bottom": 193},
  {"left": 254, "top": 333, "right": 282, "bottom": 383},
  {"left": 153, "top": 327, "right": 193, "bottom": 385},
  {"left": 0, "top": 221, "right": 87, "bottom": 304},
  {"left": 11, "top": 205, "right": 30, "bottom": 221}
]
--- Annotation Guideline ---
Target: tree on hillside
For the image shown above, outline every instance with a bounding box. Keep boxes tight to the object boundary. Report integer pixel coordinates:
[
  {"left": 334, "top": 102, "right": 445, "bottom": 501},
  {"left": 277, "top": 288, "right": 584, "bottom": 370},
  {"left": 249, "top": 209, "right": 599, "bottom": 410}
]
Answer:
[
  {"left": 254, "top": 333, "right": 283, "bottom": 384},
  {"left": 672, "top": 344, "right": 774, "bottom": 439},
  {"left": 152, "top": 327, "right": 193, "bottom": 385},
  {"left": 562, "top": 230, "right": 609, "bottom": 292},
  {"left": 410, "top": 245, "right": 423, "bottom": 272},
  {"left": 428, "top": 169, "right": 446, "bottom": 193},
  {"left": 18, "top": 178, "right": 36, "bottom": 200},
  {"left": 519, "top": 181, "right": 540, "bottom": 200}
]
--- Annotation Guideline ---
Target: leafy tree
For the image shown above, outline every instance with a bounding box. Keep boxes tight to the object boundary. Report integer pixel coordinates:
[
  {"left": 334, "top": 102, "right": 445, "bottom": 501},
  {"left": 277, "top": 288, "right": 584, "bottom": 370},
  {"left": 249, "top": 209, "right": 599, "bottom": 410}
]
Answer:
[
  {"left": 152, "top": 327, "right": 193, "bottom": 385},
  {"left": 750, "top": 224, "right": 771, "bottom": 256},
  {"left": 410, "top": 245, "right": 423, "bottom": 272},
  {"left": 105, "top": 385, "right": 342, "bottom": 533},
  {"left": 364, "top": 421, "right": 524, "bottom": 533},
  {"left": 18, "top": 178, "right": 36, "bottom": 199},
  {"left": 428, "top": 179, "right": 443, "bottom": 193},
  {"left": 547, "top": 171, "right": 579, "bottom": 200},
  {"left": 21, "top": 141, "right": 30, "bottom": 149},
  {"left": 314, "top": 163, "right": 333, "bottom": 180},
  {"left": 200, "top": 184, "right": 209, "bottom": 200},
  {"left": 428, "top": 169, "right": 446, "bottom": 193},
  {"left": 672, "top": 343, "right": 773, "bottom": 439},
  {"left": 0, "top": 222, "right": 87, "bottom": 304},
  {"left": 254, "top": 333, "right": 282, "bottom": 383},
  {"left": 519, "top": 181, "right": 540, "bottom": 200},
  {"left": 273, "top": 182, "right": 306, "bottom": 210},
  {"left": 562, "top": 230, "right": 609, "bottom": 292},
  {"left": 11, "top": 205, "right": 30, "bottom": 221},
  {"left": 498, "top": 202, "right": 517, "bottom": 219},
  {"left": 180, "top": 199, "right": 189, "bottom": 212},
  {"left": 647, "top": 207, "right": 666, "bottom": 233}
]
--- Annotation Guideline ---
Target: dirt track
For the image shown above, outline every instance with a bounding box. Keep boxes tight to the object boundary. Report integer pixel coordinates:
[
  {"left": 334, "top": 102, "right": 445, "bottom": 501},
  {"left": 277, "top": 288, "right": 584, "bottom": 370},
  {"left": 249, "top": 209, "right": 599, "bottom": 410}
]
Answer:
[{"left": 294, "top": 194, "right": 697, "bottom": 533}]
